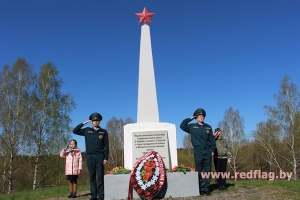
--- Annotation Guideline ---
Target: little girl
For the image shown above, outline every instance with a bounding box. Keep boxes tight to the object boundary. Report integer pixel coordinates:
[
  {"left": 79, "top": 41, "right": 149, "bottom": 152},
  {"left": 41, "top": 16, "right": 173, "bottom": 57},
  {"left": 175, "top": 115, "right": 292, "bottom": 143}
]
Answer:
[{"left": 60, "top": 139, "right": 82, "bottom": 198}]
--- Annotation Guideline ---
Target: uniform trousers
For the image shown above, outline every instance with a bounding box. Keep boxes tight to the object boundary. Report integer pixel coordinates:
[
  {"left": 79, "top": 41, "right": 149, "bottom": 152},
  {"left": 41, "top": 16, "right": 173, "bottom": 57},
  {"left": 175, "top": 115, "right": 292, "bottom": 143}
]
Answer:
[
  {"left": 87, "top": 154, "right": 105, "bottom": 198},
  {"left": 214, "top": 157, "right": 227, "bottom": 186},
  {"left": 194, "top": 150, "right": 212, "bottom": 193}
]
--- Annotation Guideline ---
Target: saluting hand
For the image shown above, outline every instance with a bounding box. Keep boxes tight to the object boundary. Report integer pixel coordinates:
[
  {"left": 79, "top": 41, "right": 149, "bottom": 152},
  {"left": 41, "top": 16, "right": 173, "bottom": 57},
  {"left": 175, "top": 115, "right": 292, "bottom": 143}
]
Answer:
[{"left": 82, "top": 120, "right": 91, "bottom": 125}]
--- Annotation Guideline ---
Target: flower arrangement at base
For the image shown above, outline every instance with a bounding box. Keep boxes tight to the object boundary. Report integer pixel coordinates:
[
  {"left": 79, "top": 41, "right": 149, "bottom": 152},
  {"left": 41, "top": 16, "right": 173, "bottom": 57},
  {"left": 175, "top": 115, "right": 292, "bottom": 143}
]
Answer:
[
  {"left": 166, "top": 164, "right": 196, "bottom": 174},
  {"left": 128, "top": 151, "right": 166, "bottom": 200},
  {"left": 106, "top": 166, "right": 131, "bottom": 175}
]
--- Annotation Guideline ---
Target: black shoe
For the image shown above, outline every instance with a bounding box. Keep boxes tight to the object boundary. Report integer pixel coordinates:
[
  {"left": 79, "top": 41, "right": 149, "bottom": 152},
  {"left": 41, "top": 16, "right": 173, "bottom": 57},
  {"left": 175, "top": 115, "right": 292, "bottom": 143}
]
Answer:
[
  {"left": 68, "top": 193, "right": 74, "bottom": 198},
  {"left": 90, "top": 198, "right": 97, "bottom": 200},
  {"left": 222, "top": 185, "right": 227, "bottom": 190},
  {"left": 219, "top": 186, "right": 223, "bottom": 191},
  {"left": 201, "top": 191, "right": 211, "bottom": 196},
  {"left": 97, "top": 198, "right": 104, "bottom": 200},
  {"left": 72, "top": 193, "right": 77, "bottom": 198}
]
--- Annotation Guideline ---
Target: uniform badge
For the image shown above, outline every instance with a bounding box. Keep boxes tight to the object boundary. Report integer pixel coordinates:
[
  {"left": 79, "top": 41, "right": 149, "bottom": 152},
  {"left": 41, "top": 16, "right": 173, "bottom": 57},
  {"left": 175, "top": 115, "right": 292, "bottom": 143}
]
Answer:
[
  {"left": 88, "top": 131, "right": 93, "bottom": 133},
  {"left": 99, "top": 132, "right": 104, "bottom": 139},
  {"left": 206, "top": 128, "right": 211, "bottom": 134}
]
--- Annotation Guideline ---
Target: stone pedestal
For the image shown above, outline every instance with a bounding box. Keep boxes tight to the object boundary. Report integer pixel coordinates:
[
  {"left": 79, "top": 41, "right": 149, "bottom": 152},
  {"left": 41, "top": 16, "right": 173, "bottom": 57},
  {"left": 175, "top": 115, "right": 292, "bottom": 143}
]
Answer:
[{"left": 104, "top": 172, "right": 199, "bottom": 200}]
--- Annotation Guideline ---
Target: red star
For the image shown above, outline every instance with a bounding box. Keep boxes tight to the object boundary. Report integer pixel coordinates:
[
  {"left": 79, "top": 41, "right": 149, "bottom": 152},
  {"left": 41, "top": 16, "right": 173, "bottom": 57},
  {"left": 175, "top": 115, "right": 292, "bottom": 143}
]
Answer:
[{"left": 135, "top": 7, "right": 155, "bottom": 25}]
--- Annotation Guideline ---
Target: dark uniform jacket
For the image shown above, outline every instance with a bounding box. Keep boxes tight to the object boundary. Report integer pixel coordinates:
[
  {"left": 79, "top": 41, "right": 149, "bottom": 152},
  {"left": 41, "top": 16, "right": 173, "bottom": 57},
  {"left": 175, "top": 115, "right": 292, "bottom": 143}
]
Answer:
[
  {"left": 73, "top": 123, "right": 109, "bottom": 160},
  {"left": 180, "top": 118, "right": 216, "bottom": 154}
]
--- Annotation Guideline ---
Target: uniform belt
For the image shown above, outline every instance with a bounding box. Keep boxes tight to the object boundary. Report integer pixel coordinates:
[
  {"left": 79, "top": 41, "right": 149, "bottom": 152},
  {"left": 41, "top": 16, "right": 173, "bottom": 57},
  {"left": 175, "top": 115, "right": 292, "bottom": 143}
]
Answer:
[
  {"left": 86, "top": 153, "right": 104, "bottom": 155},
  {"left": 194, "top": 147, "right": 210, "bottom": 150}
]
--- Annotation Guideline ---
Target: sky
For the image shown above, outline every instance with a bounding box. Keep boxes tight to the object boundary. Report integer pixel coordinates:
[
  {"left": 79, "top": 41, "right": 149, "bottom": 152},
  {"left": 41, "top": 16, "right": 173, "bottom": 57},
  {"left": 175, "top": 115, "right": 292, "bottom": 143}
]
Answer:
[{"left": 1, "top": 0, "right": 300, "bottom": 151}]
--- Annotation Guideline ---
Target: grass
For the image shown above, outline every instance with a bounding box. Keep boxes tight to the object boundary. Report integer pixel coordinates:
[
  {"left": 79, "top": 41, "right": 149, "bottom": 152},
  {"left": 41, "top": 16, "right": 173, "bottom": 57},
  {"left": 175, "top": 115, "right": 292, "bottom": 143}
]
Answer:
[
  {"left": 0, "top": 180, "right": 299, "bottom": 200},
  {"left": 0, "top": 185, "right": 90, "bottom": 200}
]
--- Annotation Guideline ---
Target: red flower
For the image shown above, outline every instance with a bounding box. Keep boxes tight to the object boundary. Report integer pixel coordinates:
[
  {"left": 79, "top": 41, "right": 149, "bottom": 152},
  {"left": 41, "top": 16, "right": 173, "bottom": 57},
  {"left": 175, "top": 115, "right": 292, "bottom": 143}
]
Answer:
[
  {"left": 145, "top": 166, "right": 152, "bottom": 172},
  {"left": 152, "top": 185, "right": 157, "bottom": 190},
  {"left": 137, "top": 189, "right": 143, "bottom": 194},
  {"left": 130, "top": 177, "right": 135, "bottom": 182},
  {"left": 147, "top": 171, "right": 153, "bottom": 177},
  {"left": 145, "top": 191, "right": 150, "bottom": 196},
  {"left": 134, "top": 184, "right": 138, "bottom": 188},
  {"left": 172, "top": 166, "right": 177, "bottom": 172},
  {"left": 143, "top": 173, "right": 150, "bottom": 180}
]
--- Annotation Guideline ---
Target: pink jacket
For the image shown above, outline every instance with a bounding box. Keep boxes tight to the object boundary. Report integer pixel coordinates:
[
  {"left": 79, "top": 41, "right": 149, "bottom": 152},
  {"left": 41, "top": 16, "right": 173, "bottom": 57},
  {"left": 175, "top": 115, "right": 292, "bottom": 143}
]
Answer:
[{"left": 60, "top": 148, "right": 82, "bottom": 175}]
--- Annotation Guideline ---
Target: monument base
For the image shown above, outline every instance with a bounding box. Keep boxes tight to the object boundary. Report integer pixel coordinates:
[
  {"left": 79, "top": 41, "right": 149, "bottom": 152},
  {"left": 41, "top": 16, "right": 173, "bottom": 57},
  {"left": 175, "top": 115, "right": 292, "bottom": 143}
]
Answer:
[{"left": 104, "top": 172, "right": 199, "bottom": 199}]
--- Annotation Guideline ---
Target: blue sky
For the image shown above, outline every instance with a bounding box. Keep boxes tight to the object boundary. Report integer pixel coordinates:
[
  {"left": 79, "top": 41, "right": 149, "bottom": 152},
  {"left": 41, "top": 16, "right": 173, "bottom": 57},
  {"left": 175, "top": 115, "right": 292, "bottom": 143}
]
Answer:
[{"left": 1, "top": 0, "right": 300, "bottom": 151}]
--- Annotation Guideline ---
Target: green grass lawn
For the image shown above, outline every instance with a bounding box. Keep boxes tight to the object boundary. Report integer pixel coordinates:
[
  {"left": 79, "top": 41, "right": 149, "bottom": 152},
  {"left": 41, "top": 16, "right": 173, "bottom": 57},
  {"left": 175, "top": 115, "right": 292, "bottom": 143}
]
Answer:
[
  {"left": 0, "top": 180, "right": 299, "bottom": 200},
  {"left": 0, "top": 185, "right": 90, "bottom": 200}
]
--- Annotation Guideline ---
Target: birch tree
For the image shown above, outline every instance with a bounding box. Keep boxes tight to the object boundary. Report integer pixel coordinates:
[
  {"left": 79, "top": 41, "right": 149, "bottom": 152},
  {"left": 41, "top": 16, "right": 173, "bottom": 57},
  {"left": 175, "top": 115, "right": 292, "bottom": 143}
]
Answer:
[
  {"left": 253, "top": 120, "right": 283, "bottom": 171},
  {"left": 29, "top": 62, "right": 75, "bottom": 189},
  {"left": 218, "top": 107, "right": 245, "bottom": 179},
  {"left": 263, "top": 75, "right": 300, "bottom": 180},
  {"left": 0, "top": 58, "right": 34, "bottom": 193},
  {"left": 106, "top": 117, "right": 133, "bottom": 169}
]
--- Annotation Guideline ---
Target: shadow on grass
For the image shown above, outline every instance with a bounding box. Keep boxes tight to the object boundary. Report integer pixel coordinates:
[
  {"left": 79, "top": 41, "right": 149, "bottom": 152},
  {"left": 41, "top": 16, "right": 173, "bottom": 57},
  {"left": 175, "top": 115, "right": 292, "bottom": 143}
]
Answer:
[
  {"left": 210, "top": 182, "right": 235, "bottom": 192},
  {"left": 77, "top": 192, "right": 91, "bottom": 197}
]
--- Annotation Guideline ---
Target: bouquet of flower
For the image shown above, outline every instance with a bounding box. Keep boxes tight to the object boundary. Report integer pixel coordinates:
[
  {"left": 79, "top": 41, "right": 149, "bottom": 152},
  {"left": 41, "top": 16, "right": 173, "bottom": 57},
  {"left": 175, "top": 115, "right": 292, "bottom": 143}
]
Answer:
[
  {"left": 171, "top": 164, "right": 196, "bottom": 174},
  {"left": 106, "top": 166, "right": 131, "bottom": 175},
  {"left": 128, "top": 151, "right": 166, "bottom": 200}
]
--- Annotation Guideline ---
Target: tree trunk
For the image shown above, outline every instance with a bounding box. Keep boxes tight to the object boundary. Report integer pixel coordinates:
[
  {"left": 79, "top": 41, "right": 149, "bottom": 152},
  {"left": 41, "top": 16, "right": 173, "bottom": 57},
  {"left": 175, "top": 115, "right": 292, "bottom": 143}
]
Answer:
[
  {"left": 32, "top": 154, "right": 39, "bottom": 190},
  {"left": 2, "top": 164, "right": 6, "bottom": 194},
  {"left": 8, "top": 151, "right": 13, "bottom": 194}
]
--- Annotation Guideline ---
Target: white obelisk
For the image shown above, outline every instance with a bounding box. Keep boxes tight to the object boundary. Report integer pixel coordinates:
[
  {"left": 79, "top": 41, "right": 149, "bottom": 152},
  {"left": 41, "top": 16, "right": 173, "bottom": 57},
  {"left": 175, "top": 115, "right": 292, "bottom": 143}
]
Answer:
[
  {"left": 124, "top": 8, "right": 177, "bottom": 170},
  {"left": 137, "top": 24, "right": 159, "bottom": 123}
]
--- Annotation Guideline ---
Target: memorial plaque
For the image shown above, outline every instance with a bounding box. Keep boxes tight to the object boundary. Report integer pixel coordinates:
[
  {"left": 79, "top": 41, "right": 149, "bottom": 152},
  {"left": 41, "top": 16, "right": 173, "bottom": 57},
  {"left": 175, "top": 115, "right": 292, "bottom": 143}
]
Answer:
[{"left": 132, "top": 130, "right": 170, "bottom": 168}]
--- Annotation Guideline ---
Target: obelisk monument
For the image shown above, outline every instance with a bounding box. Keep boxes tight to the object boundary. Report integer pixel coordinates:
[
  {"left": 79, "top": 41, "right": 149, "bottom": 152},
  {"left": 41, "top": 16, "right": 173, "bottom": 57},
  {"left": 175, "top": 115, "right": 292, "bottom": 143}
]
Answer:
[{"left": 124, "top": 7, "right": 178, "bottom": 170}]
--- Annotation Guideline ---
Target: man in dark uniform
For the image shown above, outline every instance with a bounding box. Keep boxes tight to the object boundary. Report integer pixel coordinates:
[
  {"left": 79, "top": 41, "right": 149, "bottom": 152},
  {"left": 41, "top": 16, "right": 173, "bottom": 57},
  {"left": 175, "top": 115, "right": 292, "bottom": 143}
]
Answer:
[
  {"left": 180, "top": 108, "right": 215, "bottom": 196},
  {"left": 73, "top": 112, "right": 109, "bottom": 200}
]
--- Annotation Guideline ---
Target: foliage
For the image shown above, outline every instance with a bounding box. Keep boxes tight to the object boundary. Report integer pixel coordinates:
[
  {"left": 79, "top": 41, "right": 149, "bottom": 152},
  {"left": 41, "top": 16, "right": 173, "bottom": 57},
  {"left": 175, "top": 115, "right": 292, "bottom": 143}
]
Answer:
[
  {"left": 0, "top": 58, "right": 34, "bottom": 194},
  {"left": 0, "top": 58, "right": 75, "bottom": 193},
  {"left": 218, "top": 107, "right": 246, "bottom": 178},
  {"left": 29, "top": 62, "right": 76, "bottom": 190},
  {"left": 106, "top": 117, "right": 134, "bottom": 170},
  {"left": 256, "top": 75, "right": 300, "bottom": 180}
]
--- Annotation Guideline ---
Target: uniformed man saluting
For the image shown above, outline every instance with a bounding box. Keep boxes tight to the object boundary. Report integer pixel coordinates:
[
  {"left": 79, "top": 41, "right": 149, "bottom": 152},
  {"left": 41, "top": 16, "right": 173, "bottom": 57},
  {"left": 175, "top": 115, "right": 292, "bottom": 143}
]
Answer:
[
  {"left": 180, "top": 108, "right": 215, "bottom": 196},
  {"left": 73, "top": 112, "right": 109, "bottom": 200}
]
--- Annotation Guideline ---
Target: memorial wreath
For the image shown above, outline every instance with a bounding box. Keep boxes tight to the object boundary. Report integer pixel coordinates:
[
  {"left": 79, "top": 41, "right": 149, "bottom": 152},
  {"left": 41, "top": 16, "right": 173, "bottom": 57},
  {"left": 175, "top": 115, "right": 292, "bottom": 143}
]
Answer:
[{"left": 128, "top": 151, "right": 166, "bottom": 200}]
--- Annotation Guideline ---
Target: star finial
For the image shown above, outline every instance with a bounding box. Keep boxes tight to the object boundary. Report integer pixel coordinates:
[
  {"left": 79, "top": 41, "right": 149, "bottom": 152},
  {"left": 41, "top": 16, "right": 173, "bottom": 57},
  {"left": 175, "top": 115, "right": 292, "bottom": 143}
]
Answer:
[{"left": 135, "top": 7, "right": 155, "bottom": 25}]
